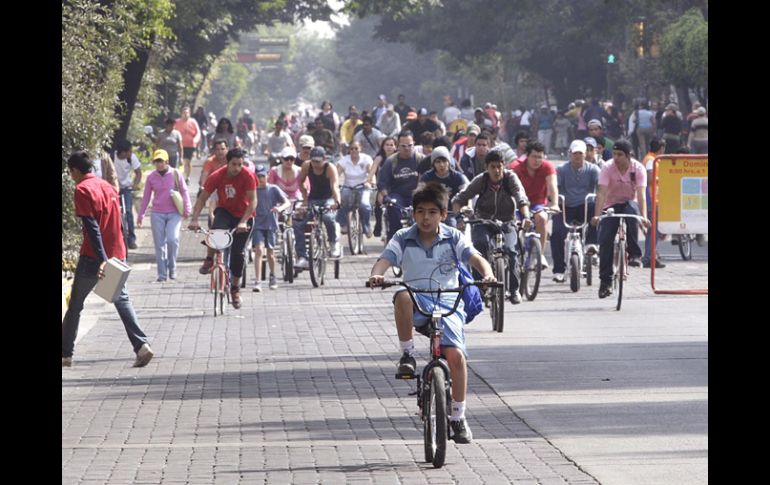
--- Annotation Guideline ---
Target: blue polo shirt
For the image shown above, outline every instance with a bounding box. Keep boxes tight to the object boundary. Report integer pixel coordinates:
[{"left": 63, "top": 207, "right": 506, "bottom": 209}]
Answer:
[{"left": 557, "top": 162, "right": 600, "bottom": 207}]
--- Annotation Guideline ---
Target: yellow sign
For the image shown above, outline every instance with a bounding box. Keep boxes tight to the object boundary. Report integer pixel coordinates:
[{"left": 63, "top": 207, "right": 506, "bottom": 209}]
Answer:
[{"left": 657, "top": 157, "right": 708, "bottom": 234}]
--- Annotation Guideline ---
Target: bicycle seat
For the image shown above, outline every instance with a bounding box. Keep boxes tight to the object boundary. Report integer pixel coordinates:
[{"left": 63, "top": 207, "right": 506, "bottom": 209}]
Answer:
[{"left": 205, "top": 230, "right": 233, "bottom": 250}]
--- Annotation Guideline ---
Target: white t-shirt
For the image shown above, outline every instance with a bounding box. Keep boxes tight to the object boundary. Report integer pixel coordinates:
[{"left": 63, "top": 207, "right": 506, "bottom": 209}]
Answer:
[
  {"left": 337, "top": 154, "right": 373, "bottom": 187},
  {"left": 443, "top": 106, "right": 461, "bottom": 124},
  {"left": 114, "top": 153, "right": 141, "bottom": 189}
]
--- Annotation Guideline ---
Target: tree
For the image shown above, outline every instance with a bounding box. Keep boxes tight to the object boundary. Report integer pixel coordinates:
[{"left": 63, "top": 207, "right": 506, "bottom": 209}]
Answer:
[{"left": 660, "top": 8, "right": 707, "bottom": 108}]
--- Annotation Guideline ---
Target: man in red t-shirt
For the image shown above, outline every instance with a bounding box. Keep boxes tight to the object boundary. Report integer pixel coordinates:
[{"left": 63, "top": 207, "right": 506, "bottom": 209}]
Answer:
[
  {"left": 512, "top": 140, "right": 561, "bottom": 269},
  {"left": 175, "top": 106, "right": 201, "bottom": 183},
  {"left": 188, "top": 148, "right": 257, "bottom": 309},
  {"left": 62, "top": 151, "right": 153, "bottom": 368}
]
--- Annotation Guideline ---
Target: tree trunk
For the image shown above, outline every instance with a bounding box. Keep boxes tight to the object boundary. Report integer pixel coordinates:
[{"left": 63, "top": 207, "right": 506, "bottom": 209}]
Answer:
[{"left": 112, "top": 46, "right": 151, "bottom": 150}]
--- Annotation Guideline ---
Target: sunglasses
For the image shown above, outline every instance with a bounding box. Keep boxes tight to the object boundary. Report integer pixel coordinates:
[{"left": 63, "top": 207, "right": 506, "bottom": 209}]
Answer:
[
  {"left": 400, "top": 143, "right": 414, "bottom": 148},
  {"left": 283, "top": 156, "right": 295, "bottom": 160}
]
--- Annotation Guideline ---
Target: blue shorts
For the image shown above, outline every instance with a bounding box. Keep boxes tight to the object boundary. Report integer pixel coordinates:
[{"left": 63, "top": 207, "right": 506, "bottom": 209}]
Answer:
[
  {"left": 394, "top": 290, "right": 467, "bottom": 356},
  {"left": 251, "top": 228, "right": 277, "bottom": 249}
]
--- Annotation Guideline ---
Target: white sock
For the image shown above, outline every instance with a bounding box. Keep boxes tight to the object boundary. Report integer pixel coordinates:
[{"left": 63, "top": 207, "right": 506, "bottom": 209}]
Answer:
[
  {"left": 399, "top": 339, "right": 415, "bottom": 356},
  {"left": 450, "top": 401, "right": 466, "bottom": 421}
]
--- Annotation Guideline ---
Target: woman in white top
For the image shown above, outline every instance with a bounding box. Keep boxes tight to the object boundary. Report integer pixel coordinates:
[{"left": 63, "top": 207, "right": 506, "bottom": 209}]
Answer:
[{"left": 335, "top": 140, "right": 374, "bottom": 237}]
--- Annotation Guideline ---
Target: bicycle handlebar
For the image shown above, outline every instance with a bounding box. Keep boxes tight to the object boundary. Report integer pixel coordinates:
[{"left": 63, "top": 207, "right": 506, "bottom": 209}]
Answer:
[
  {"left": 366, "top": 279, "right": 503, "bottom": 319},
  {"left": 559, "top": 194, "right": 596, "bottom": 230}
]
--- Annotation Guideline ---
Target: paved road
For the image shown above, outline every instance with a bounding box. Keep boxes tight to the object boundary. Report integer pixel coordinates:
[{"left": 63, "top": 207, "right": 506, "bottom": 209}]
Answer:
[{"left": 62, "top": 157, "right": 707, "bottom": 484}]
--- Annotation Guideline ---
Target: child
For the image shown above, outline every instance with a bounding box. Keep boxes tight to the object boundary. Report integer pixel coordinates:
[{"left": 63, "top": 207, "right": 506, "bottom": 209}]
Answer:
[
  {"left": 252, "top": 164, "right": 291, "bottom": 291},
  {"left": 368, "top": 182, "right": 495, "bottom": 444}
]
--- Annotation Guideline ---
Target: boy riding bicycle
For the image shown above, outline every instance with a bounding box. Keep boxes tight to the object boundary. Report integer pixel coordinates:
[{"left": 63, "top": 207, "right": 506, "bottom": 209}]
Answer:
[{"left": 368, "top": 182, "right": 496, "bottom": 444}]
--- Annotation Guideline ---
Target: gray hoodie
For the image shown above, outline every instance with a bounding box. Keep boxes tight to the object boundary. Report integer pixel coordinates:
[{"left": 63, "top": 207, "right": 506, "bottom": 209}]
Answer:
[{"left": 451, "top": 170, "right": 529, "bottom": 222}]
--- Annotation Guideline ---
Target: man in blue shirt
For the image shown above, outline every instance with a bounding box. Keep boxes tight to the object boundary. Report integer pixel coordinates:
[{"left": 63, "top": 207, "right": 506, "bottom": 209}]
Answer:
[{"left": 377, "top": 130, "right": 423, "bottom": 242}]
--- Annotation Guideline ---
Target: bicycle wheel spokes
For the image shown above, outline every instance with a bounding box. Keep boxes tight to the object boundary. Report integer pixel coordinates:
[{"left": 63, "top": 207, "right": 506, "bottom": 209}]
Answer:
[{"left": 348, "top": 211, "right": 359, "bottom": 255}]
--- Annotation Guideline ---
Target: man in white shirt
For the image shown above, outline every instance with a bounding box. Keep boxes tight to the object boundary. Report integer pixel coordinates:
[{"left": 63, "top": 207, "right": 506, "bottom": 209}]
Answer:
[
  {"left": 442, "top": 95, "right": 461, "bottom": 125},
  {"left": 113, "top": 140, "right": 143, "bottom": 249}
]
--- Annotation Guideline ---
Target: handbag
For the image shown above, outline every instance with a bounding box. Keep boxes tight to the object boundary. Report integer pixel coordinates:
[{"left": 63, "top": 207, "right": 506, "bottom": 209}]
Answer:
[
  {"left": 170, "top": 169, "right": 185, "bottom": 215},
  {"left": 451, "top": 248, "right": 483, "bottom": 323}
]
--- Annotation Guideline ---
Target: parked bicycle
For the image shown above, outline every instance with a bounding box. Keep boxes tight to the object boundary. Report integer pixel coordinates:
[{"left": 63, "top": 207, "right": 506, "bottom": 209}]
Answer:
[
  {"left": 558, "top": 194, "right": 596, "bottom": 292},
  {"left": 598, "top": 209, "right": 647, "bottom": 310},
  {"left": 367, "top": 278, "right": 502, "bottom": 468}
]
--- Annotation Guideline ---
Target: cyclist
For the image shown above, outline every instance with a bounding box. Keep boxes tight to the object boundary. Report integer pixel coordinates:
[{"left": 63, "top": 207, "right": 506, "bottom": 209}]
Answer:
[
  {"left": 267, "top": 146, "right": 303, "bottom": 202},
  {"left": 420, "top": 146, "right": 469, "bottom": 227},
  {"left": 452, "top": 150, "right": 531, "bottom": 304},
  {"left": 510, "top": 140, "right": 561, "bottom": 269},
  {"left": 370, "top": 136, "right": 398, "bottom": 238},
  {"left": 188, "top": 148, "right": 257, "bottom": 309},
  {"left": 377, "top": 130, "right": 424, "bottom": 242},
  {"left": 263, "top": 119, "right": 295, "bottom": 157},
  {"left": 294, "top": 146, "right": 342, "bottom": 269},
  {"left": 590, "top": 139, "right": 650, "bottom": 299},
  {"left": 369, "top": 182, "right": 496, "bottom": 444},
  {"left": 335, "top": 140, "right": 374, "bottom": 238},
  {"left": 550, "top": 140, "right": 600, "bottom": 283}
]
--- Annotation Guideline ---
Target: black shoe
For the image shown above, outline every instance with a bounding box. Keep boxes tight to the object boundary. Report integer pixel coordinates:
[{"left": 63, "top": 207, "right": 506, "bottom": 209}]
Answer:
[
  {"left": 450, "top": 418, "right": 473, "bottom": 444},
  {"left": 598, "top": 283, "right": 612, "bottom": 299},
  {"left": 373, "top": 225, "right": 382, "bottom": 238},
  {"left": 628, "top": 257, "right": 642, "bottom": 267},
  {"left": 128, "top": 241, "right": 138, "bottom": 250},
  {"left": 642, "top": 258, "right": 666, "bottom": 269},
  {"left": 397, "top": 351, "right": 416, "bottom": 377},
  {"left": 510, "top": 290, "right": 522, "bottom": 304}
]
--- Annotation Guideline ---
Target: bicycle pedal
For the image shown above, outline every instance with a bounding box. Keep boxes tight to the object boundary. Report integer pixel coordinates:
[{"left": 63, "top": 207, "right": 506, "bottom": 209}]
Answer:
[{"left": 395, "top": 373, "right": 416, "bottom": 380}]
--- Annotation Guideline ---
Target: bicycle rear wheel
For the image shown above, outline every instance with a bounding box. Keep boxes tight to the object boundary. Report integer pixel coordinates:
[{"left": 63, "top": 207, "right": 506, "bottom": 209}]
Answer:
[
  {"left": 569, "top": 253, "right": 580, "bottom": 292},
  {"left": 679, "top": 234, "right": 693, "bottom": 260},
  {"left": 424, "top": 367, "right": 448, "bottom": 468},
  {"left": 213, "top": 270, "right": 221, "bottom": 317},
  {"left": 522, "top": 238, "right": 542, "bottom": 301}
]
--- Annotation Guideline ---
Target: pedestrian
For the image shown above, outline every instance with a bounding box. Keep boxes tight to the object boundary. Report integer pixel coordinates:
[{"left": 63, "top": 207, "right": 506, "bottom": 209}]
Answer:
[
  {"left": 62, "top": 151, "right": 154, "bottom": 368},
  {"left": 137, "top": 149, "right": 192, "bottom": 282}
]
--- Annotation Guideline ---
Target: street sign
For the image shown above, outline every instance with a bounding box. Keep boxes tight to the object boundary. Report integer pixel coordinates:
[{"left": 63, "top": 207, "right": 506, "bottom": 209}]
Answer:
[
  {"left": 236, "top": 52, "right": 282, "bottom": 63},
  {"left": 655, "top": 156, "right": 708, "bottom": 234}
]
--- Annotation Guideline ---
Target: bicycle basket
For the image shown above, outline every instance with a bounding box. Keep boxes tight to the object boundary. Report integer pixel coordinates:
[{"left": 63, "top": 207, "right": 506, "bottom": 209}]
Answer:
[{"left": 205, "top": 230, "right": 234, "bottom": 250}]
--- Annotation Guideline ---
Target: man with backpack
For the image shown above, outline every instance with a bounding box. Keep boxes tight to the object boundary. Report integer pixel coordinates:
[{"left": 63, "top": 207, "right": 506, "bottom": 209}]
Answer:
[{"left": 452, "top": 150, "right": 532, "bottom": 304}]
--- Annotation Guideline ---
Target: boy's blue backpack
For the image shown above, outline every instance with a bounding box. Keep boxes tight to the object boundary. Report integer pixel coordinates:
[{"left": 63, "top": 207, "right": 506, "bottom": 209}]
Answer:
[{"left": 452, "top": 250, "right": 483, "bottom": 323}]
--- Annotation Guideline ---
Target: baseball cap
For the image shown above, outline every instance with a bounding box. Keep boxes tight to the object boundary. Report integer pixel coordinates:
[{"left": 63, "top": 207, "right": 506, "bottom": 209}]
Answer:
[
  {"left": 299, "top": 135, "right": 315, "bottom": 148},
  {"left": 280, "top": 146, "right": 297, "bottom": 159},
  {"left": 569, "top": 140, "right": 587, "bottom": 154},
  {"left": 583, "top": 137, "right": 597, "bottom": 147},
  {"left": 255, "top": 164, "right": 268, "bottom": 176},
  {"left": 418, "top": 107, "right": 428, "bottom": 116},
  {"left": 467, "top": 123, "right": 481, "bottom": 136},
  {"left": 310, "top": 146, "right": 326, "bottom": 160},
  {"left": 431, "top": 146, "right": 451, "bottom": 162},
  {"left": 587, "top": 119, "right": 603, "bottom": 128},
  {"left": 152, "top": 149, "right": 169, "bottom": 162},
  {"left": 379, "top": 94, "right": 387, "bottom": 101}
]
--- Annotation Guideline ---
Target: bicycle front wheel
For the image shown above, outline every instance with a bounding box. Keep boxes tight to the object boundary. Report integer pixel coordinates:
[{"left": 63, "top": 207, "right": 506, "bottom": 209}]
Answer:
[
  {"left": 308, "top": 229, "right": 321, "bottom": 288},
  {"left": 347, "top": 210, "right": 360, "bottom": 255},
  {"left": 493, "top": 257, "right": 505, "bottom": 332},
  {"left": 616, "top": 242, "right": 626, "bottom": 311},
  {"left": 679, "top": 234, "right": 693, "bottom": 260},
  {"left": 212, "top": 270, "right": 221, "bottom": 317},
  {"left": 522, "top": 238, "right": 542, "bottom": 301},
  {"left": 283, "top": 229, "right": 294, "bottom": 283},
  {"left": 424, "top": 367, "right": 448, "bottom": 468},
  {"left": 569, "top": 253, "right": 580, "bottom": 292}
]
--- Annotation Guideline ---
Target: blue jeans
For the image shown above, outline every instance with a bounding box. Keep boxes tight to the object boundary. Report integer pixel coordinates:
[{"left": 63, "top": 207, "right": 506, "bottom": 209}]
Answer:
[
  {"left": 550, "top": 203, "right": 597, "bottom": 274},
  {"left": 120, "top": 187, "right": 136, "bottom": 245},
  {"left": 471, "top": 221, "right": 520, "bottom": 292},
  {"left": 336, "top": 187, "right": 372, "bottom": 235},
  {"left": 294, "top": 198, "right": 338, "bottom": 258},
  {"left": 598, "top": 201, "right": 643, "bottom": 285},
  {"left": 62, "top": 255, "right": 149, "bottom": 358},
  {"left": 150, "top": 211, "right": 182, "bottom": 280}
]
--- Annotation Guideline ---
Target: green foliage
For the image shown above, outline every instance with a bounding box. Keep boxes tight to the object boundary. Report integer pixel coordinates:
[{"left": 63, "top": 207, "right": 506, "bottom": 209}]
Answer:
[
  {"left": 207, "top": 62, "right": 251, "bottom": 119},
  {"left": 660, "top": 8, "right": 708, "bottom": 92},
  {"left": 61, "top": 171, "right": 82, "bottom": 271}
]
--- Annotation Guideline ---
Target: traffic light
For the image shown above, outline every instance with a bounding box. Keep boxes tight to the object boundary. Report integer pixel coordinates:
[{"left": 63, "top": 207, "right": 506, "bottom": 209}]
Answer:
[
  {"left": 633, "top": 18, "right": 646, "bottom": 58},
  {"left": 607, "top": 54, "right": 616, "bottom": 64}
]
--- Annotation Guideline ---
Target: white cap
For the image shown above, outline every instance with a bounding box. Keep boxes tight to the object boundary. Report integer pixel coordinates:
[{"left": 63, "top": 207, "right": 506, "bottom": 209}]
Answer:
[
  {"left": 569, "top": 140, "right": 587, "bottom": 154},
  {"left": 299, "top": 135, "right": 315, "bottom": 148},
  {"left": 280, "top": 146, "right": 297, "bottom": 158}
]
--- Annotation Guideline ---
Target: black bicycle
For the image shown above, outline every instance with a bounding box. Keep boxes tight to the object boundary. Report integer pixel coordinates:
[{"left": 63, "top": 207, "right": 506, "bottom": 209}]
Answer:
[
  {"left": 382, "top": 197, "right": 413, "bottom": 277},
  {"left": 464, "top": 218, "right": 510, "bottom": 332},
  {"left": 368, "top": 278, "right": 502, "bottom": 468}
]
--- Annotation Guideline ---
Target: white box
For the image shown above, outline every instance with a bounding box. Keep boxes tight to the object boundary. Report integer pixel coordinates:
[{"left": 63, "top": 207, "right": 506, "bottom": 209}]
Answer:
[{"left": 93, "top": 257, "right": 132, "bottom": 303}]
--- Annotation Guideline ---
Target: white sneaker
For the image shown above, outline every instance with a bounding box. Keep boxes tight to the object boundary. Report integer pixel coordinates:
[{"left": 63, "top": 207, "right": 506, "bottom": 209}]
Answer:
[
  {"left": 296, "top": 257, "right": 309, "bottom": 269},
  {"left": 268, "top": 274, "right": 277, "bottom": 290},
  {"left": 330, "top": 242, "right": 341, "bottom": 258},
  {"left": 552, "top": 273, "right": 565, "bottom": 283},
  {"left": 133, "top": 343, "right": 154, "bottom": 368},
  {"left": 540, "top": 255, "right": 549, "bottom": 269},
  {"left": 62, "top": 357, "right": 72, "bottom": 367},
  {"left": 253, "top": 282, "right": 262, "bottom": 293}
]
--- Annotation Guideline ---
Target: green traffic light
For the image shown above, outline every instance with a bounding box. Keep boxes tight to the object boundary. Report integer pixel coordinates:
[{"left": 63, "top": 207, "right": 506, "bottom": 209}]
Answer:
[{"left": 608, "top": 54, "right": 616, "bottom": 64}]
